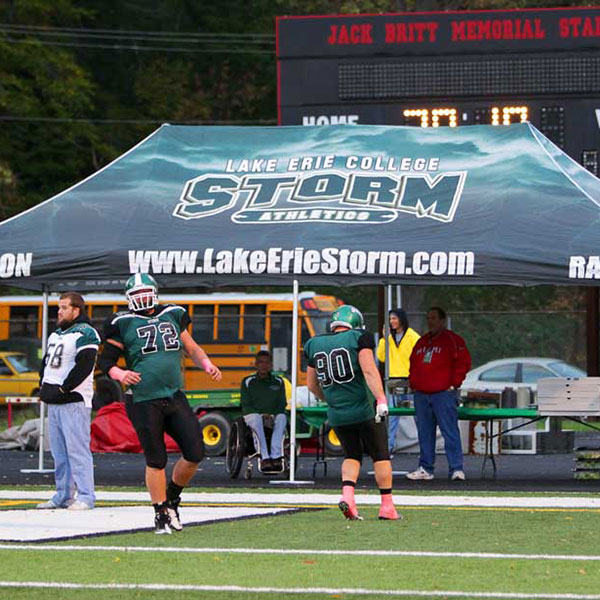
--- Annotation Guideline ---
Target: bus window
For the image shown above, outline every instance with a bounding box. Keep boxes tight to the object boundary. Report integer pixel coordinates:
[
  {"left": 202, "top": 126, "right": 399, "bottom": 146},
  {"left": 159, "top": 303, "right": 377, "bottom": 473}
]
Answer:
[
  {"left": 270, "top": 311, "right": 292, "bottom": 349},
  {"left": 270, "top": 311, "right": 291, "bottom": 373},
  {"left": 47, "top": 306, "right": 58, "bottom": 333},
  {"left": 9, "top": 306, "right": 38, "bottom": 338},
  {"left": 243, "top": 304, "right": 266, "bottom": 342},
  {"left": 90, "top": 306, "right": 114, "bottom": 331},
  {"left": 217, "top": 305, "right": 240, "bottom": 342},
  {"left": 192, "top": 305, "right": 214, "bottom": 344},
  {"left": 300, "top": 297, "right": 336, "bottom": 336}
]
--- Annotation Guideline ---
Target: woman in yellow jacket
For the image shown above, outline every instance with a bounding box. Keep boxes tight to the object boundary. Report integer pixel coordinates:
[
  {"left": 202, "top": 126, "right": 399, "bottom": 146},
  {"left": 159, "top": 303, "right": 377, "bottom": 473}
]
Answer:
[{"left": 376, "top": 308, "right": 420, "bottom": 454}]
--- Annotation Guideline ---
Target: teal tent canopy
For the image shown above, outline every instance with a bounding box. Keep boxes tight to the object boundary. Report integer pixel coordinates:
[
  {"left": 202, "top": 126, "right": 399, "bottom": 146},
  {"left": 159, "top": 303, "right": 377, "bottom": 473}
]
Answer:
[{"left": 1, "top": 123, "right": 599, "bottom": 291}]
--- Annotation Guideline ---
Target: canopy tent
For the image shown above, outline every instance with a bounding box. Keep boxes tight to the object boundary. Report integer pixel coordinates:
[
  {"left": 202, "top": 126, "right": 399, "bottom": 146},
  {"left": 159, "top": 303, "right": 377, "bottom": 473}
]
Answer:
[
  {"left": 1, "top": 123, "right": 600, "bottom": 291},
  {"left": 2, "top": 123, "right": 600, "bottom": 481}
]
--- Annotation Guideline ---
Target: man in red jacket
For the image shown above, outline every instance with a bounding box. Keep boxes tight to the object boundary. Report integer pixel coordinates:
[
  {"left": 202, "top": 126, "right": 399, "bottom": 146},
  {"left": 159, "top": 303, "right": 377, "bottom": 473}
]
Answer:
[{"left": 407, "top": 306, "right": 471, "bottom": 481}]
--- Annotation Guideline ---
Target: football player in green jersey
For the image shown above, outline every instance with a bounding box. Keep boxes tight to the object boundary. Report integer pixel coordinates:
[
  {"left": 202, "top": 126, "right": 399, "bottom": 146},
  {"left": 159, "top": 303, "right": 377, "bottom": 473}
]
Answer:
[
  {"left": 99, "top": 273, "right": 221, "bottom": 534},
  {"left": 305, "top": 305, "right": 400, "bottom": 521}
]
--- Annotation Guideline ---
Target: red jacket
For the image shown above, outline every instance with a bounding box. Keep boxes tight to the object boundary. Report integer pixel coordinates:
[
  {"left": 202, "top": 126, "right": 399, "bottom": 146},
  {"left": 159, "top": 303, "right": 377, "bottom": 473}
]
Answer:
[{"left": 409, "top": 329, "right": 471, "bottom": 394}]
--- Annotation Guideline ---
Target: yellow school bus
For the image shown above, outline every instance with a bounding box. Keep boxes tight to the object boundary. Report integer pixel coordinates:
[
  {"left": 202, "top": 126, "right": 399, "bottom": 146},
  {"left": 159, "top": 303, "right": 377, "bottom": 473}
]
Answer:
[
  {"left": 0, "top": 291, "right": 342, "bottom": 386},
  {"left": 0, "top": 292, "right": 343, "bottom": 453}
]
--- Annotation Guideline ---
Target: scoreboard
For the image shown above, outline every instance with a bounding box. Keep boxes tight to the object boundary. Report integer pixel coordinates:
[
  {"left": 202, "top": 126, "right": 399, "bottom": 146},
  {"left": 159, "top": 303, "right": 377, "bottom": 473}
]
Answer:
[{"left": 277, "top": 7, "right": 600, "bottom": 174}]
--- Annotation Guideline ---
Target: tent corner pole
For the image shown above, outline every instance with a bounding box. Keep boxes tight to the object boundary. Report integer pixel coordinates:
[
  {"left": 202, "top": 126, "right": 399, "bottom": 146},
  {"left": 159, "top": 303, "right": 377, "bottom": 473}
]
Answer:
[
  {"left": 272, "top": 279, "right": 312, "bottom": 486},
  {"left": 21, "top": 285, "right": 53, "bottom": 474}
]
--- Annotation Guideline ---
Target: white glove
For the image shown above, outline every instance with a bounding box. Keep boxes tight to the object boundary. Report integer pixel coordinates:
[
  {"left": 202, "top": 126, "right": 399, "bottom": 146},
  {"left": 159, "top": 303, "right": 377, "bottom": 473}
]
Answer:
[{"left": 375, "top": 397, "right": 389, "bottom": 423}]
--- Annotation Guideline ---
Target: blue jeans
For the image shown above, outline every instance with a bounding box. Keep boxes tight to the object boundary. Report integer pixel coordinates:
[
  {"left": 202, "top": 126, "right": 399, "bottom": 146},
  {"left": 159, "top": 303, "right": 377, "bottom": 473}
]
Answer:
[
  {"left": 48, "top": 403, "right": 95, "bottom": 507},
  {"left": 413, "top": 390, "right": 463, "bottom": 475},
  {"left": 243, "top": 413, "right": 287, "bottom": 459}
]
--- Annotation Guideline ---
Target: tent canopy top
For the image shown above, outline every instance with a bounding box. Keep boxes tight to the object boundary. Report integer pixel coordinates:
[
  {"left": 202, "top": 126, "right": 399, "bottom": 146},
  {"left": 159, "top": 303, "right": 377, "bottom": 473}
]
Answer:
[{"left": 1, "top": 122, "right": 599, "bottom": 291}]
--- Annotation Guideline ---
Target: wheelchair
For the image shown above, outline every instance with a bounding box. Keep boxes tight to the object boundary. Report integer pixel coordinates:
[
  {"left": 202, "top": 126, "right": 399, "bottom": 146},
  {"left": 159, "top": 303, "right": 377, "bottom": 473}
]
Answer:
[{"left": 226, "top": 414, "right": 296, "bottom": 479}]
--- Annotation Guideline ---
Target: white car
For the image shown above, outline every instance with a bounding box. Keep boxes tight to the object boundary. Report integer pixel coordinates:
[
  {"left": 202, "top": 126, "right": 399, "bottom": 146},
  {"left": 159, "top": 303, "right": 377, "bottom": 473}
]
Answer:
[{"left": 462, "top": 357, "right": 586, "bottom": 393}]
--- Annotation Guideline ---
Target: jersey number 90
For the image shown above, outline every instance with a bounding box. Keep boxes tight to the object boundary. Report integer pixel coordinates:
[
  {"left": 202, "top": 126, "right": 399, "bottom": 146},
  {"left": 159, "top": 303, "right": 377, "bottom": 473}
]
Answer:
[{"left": 313, "top": 348, "right": 355, "bottom": 387}]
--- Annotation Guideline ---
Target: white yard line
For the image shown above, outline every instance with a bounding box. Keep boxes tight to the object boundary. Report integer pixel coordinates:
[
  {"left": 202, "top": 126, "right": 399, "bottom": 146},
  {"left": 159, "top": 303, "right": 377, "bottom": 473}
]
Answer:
[
  {"left": 0, "top": 581, "right": 598, "bottom": 599},
  {"left": 2, "top": 490, "right": 600, "bottom": 509},
  {"left": 0, "top": 544, "right": 599, "bottom": 562}
]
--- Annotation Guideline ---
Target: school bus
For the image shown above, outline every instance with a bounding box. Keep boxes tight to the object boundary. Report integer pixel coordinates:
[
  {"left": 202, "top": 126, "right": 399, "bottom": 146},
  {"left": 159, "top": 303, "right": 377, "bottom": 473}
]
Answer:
[{"left": 0, "top": 291, "right": 344, "bottom": 454}]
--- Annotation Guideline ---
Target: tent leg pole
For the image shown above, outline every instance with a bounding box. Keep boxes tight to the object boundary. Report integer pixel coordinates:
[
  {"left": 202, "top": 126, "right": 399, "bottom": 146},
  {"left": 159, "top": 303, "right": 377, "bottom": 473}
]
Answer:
[
  {"left": 587, "top": 288, "right": 599, "bottom": 377},
  {"left": 21, "top": 286, "right": 53, "bottom": 474},
  {"left": 271, "top": 279, "right": 312, "bottom": 485},
  {"left": 385, "top": 285, "right": 391, "bottom": 382}
]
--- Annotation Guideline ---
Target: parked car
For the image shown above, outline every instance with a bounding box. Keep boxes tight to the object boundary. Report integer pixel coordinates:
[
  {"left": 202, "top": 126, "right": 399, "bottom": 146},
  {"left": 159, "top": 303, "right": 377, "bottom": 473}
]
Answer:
[
  {"left": 0, "top": 351, "right": 39, "bottom": 398},
  {"left": 462, "top": 357, "right": 586, "bottom": 393}
]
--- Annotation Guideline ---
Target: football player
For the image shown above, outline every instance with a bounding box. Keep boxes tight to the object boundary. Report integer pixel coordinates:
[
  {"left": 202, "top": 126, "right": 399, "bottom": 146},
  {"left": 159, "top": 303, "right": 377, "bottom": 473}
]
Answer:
[
  {"left": 98, "top": 273, "right": 221, "bottom": 534},
  {"left": 305, "top": 305, "right": 400, "bottom": 521}
]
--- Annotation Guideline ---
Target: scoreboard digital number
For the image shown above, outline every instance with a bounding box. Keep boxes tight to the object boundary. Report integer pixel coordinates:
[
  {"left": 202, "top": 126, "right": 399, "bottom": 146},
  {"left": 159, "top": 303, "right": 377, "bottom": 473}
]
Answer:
[{"left": 277, "top": 7, "right": 600, "bottom": 175}]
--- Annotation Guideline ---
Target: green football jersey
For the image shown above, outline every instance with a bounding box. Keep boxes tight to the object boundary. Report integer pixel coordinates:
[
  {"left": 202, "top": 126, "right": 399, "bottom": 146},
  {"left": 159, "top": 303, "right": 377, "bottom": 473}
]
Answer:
[
  {"left": 104, "top": 304, "right": 191, "bottom": 403},
  {"left": 304, "top": 328, "right": 376, "bottom": 427}
]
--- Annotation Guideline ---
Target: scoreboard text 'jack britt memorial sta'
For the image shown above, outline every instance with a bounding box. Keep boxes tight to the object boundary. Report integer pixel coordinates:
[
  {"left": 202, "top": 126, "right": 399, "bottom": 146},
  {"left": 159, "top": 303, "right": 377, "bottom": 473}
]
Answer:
[{"left": 277, "top": 6, "right": 600, "bottom": 175}]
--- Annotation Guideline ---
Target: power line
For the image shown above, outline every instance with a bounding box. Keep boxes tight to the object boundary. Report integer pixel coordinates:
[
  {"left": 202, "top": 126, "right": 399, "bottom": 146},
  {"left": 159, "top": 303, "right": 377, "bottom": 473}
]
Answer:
[
  {"left": 2, "top": 37, "right": 274, "bottom": 54},
  {"left": 0, "top": 116, "right": 277, "bottom": 125},
  {"left": 0, "top": 23, "right": 274, "bottom": 40},
  {"left": 0, "top": 26, "right": 274, "bottom": 46},
  {"left": 0, "top": 22, "right": 275, "bottom": 54}
]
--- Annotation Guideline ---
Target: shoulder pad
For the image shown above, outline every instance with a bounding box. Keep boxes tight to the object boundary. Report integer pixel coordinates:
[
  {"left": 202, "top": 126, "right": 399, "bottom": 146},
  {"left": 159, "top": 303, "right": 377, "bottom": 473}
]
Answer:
[{"left": 155, "top": 304, "right": 184, "bottom": 315}]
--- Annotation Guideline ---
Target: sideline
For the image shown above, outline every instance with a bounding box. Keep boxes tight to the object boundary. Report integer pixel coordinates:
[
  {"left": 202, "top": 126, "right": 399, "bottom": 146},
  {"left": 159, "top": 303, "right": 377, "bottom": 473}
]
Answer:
[{"left": 2, "top": 490, "right": 600, "bottom": 509}]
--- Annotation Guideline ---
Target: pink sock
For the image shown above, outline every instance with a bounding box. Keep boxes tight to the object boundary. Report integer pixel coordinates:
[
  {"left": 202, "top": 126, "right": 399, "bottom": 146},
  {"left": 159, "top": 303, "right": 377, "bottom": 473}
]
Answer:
[
  {"left": 342, "top": 484, "right": 355, "bottom": 503},
  {"left": 380, "top": 493, "right": 394, "bottom": 508}
]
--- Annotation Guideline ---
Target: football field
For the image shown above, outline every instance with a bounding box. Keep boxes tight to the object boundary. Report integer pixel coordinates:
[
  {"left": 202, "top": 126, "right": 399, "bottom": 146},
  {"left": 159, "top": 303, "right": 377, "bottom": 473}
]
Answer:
[{"left": 0, "top": 488, "right": 599, "bottom": 599}]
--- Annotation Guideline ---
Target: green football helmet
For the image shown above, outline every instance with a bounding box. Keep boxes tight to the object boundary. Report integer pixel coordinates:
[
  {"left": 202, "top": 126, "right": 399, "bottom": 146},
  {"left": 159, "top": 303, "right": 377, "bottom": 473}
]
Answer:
[
  {"left": 125, "top": 273, "right": 159, "bottom": 312},
  {"left": 330, "top": 304, "right": 365, "bottom": 331}
]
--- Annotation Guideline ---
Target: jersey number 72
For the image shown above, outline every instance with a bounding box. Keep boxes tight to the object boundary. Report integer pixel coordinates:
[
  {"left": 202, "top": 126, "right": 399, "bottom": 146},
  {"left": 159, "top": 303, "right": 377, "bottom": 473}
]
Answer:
[{"left": 136, "top": 323, "right": 180, "bottom": 354}]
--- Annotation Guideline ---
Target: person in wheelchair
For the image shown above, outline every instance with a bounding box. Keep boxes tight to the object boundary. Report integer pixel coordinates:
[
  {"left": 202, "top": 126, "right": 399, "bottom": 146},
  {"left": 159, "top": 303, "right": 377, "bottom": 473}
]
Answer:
[{"left": 240, "top": 350, "right": 287, "bottom": 473}]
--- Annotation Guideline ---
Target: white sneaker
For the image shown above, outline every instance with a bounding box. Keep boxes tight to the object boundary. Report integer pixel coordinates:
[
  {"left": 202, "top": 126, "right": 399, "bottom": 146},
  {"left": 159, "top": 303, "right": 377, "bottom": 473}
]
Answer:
[
  {"left": 36, "top": 499, "right": 62, "bottom": 509},
  {"left": 451, "top": 470, "right": 466, "bottom": 481},
  {"left": 67, "top": 500, "right": 93, "bottom": 510},
  {"left": 406, "top": 467, "right": 434, "bottom": 481}
]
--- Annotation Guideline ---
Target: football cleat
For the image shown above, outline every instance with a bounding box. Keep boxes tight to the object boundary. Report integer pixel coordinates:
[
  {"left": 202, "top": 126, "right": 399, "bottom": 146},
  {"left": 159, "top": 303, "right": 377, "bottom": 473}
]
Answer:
[
  {"left": 378, "top": 505, "right": 402, "bottom": 521},
  {"left": 154, "top": 510, "right": 172, "bottom": 535},
  {"left": 338, "top": 500, "right": 363, "bottom": 521},
  {"left": 166, "top": 498, "right": 183, "bottom": 532}
]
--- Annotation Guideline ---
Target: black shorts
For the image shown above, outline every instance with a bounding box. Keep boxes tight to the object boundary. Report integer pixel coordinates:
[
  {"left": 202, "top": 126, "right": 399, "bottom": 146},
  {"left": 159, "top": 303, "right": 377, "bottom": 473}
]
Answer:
[
  {"left": 125, "top": 390, "right": 204, "bottom": 469},
  {"left": 333, "top": 418, "right": 389, "bottom": 462}
]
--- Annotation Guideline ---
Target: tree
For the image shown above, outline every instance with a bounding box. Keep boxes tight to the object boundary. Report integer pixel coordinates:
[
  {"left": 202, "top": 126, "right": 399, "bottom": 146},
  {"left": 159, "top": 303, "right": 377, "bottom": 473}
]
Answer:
[{"left": 0, "top": 0, "right": 97, "bottom": 212}]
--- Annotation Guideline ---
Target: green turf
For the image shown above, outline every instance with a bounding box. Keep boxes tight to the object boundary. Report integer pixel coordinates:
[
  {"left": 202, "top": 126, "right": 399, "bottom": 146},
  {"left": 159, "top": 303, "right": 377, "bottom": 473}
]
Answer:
[{"left": 0, "top": 504, "right": 599, "bottom": 599}]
